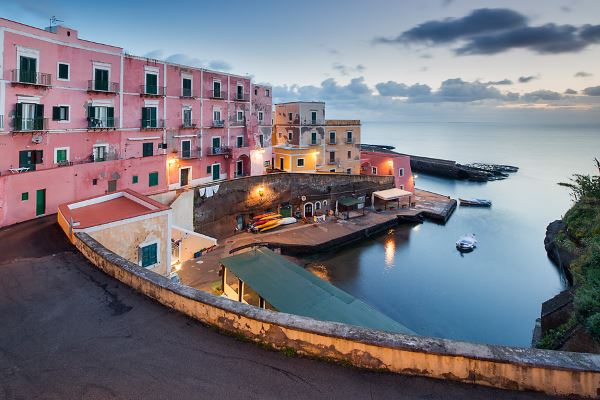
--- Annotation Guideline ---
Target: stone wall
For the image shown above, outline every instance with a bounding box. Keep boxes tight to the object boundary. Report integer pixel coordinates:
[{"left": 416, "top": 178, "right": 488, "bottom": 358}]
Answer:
[
  {"left": 194, "top": 173, "right": 395, "bottom": 239},
  {"left": 73, "top": 232, "right": 600, "bottom": 398}
]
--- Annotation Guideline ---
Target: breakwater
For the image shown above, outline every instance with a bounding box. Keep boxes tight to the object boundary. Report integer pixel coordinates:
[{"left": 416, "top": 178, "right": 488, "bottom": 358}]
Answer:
[{"left": 408, "top": 155, "right": 518, "bottom": 182}]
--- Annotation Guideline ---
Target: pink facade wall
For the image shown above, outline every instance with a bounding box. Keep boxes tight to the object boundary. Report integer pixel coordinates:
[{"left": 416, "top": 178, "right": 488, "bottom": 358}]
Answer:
[
  {"left": 0, "top": 18, "right": 273, "bottom": 227},
  {"left": 360, "top": 151, "right": 414, "bottom": 192}
]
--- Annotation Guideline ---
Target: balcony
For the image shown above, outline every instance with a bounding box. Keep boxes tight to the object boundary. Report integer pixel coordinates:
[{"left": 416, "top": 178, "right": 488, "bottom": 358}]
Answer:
[
  {"left": 229, "top": 118, "right": 246, "bottom": 127},
  {"left": 180, "top": 119, "right": 198, "bottom": 129},
  {"left": 13, "top": 117, "right": 48, "bottom": 132},
  {"left": 345, "top": 137, "right": 354, "bottom": 144},
  {"left": 180, "top": 88, "right": 195, "bottom": 98},
  {"left": 234, "top": 92, "right": 249, "bottom": 101},
  {"left": 234, "top": 172, "right": 250, "bottom": 178},
  {"left": 302, "top": 119, "right": 320, "bottom": 126},
  {"left": 209, "top": 90, "right": 225, "bottom": 99},
  {"left": 211, "top": 120, "right": 225, "bottom": 128},
  {"left": 206, "top": 146, "right": 232, "bottom": 156},
  {"left": 11, "top": 70, "right": 52, "bottom": 87},
  {"left": 88, "top": 80, "right": 119, "bottom": 94},
  {"left": 88, "top": 117, "right": 118, "bottom": 131},
  {"left": 179, "top": 149, "right": 199, "bottom": 160},
  {"left": 140, "top": 85, "right": 166, "bottom": 97},
  {"left": 141, "top": 119, "right": 165, "bottom": 130}
]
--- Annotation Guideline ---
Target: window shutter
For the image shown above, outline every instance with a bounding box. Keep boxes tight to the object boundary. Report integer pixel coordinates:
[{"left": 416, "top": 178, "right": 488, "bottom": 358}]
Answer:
[
  {"left": 52, "top": 106, "right": 61, "bottom": 121},
  {"left": 107, "top": 107, "right": 114, "bottom": 127},
  {"left": 141, "top": 107, "right": 148, "bottom": 127},
  {"left": 88, "top": 105, "right": 95, "bottom": 120},
  {"left": 33, "top": 150, "right": 44, "bottom": 164},
  {"left": 64, "top": 107, "right": 69, "bottom": 121},
  {"left": 15, "top": 103, "right": 23, "bottom": 118},
  {"left": 35, "top": 104, "right": 44, "bottom": 118}
]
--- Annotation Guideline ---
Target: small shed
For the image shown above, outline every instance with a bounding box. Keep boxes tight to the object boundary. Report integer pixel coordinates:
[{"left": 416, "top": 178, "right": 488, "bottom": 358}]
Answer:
[
  {"left": 336, "top": 196, "right": 365, "bottom": 219},
  {"left": 372, "top": 188, "right": 414, "bottom": 210}
]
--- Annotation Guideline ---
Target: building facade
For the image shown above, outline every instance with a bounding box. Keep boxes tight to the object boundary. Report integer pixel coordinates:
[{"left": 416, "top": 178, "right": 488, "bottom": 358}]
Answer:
[
  {"left": 272, "top": 102, "right": 361, "bottom": 174},
  {"left": 360, "top": 144, "right": 414, "bottom": 192},
  {"left": 0, "top": 18, "right": 272, "bottom": 227}
]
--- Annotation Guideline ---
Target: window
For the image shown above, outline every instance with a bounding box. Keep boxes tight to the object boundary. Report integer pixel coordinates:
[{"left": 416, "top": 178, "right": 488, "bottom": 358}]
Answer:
[
  {"left": 93, "top": 145, "right": 108, "bottom": 162},
  {"left": 181, "top": 140, "right": 192, "bottom": 158},
  {"left": 236, "top": 136, "right": 244, "bottom": 148},
  {"left": 346, "top": 168, "right": 352, "bottom": 174},
  {"left": 265, "top": 89, "right": 270, "bottom": 97},
  {"left": 259, "top": 134, "right": 264, "bottom": 147},
  {"left": 207, "top": 165, "right": 212, "bottom": 174},
  {"left": 347, "top": 150, "right": 352, "bottom": 159},
  {"left": 254, "top": 88, "right": 258, "bottom": 95},
  {"left": 140, "top": 242, "right": 158, "bottom": 268},
  {"left": 237, "top": 110, "right": 244, "bottom": 121},
  {"left": 399, "top": 168, "right": 405, "bottom": 177},
  {"left": 19, "top": 55, "right": 37, "bottom": 84},
  {"left": 92, "top": 179, "right": 98, "bottom": 186},
  {"left": 143, "top": 142, "right": 154, "bottom": 157},
  {"left": 141, "top": 107, "right": 158, "bottom": 128},
  {"left": 145, "top": 73, "right": 158, "bottom": 94},
  {"left": 311, "top": 131, "right": 317, "bottom": 145},
  {"left": 57, "top": 63, "right": 69, "bottom": 80},
  {"left": 54, "top": 147, "right": 69, "bottom": 164},
  {"left": 94, "top": 68, "right": 109, "bottom": 91},
  {"left": 149, "top": 171, "right": 159, "bottom": 187},
  {"left": 346, "top": 131, "right": 353, "bottom": 143},
  {"left": 182, "top": 77, "right": 192, "bottom": 97},
  {"left": 19, "top": 150, "right": 43, "bottom": 171},
  {"left": 323, "top": 200, "right": 328, "bottom": 207},
  {"left": 15, "top": 103, "right": 44, "bottom": 131},
  {"left": 52, "top": 106, "right": 69, "bottom": 122},
  {"left": 21, "top": 192, "right": 28, "bottom": 201},
  {"left": 182, "top": 108, "right": 192, "bottom": 127},
  {"left": 288, "top": 112, "right": 293, "bottom": 122},
  {"left": 88, "top": 106, "right": 114, "bottom": 128},
  {"left": 400, "top": 185, "right": 404, "bottom": 190},
  {"left": 258, "top": 111, "right": 264, "bottom": 122},
  {"left": 329, "top": 131, "right": 336, "bottom": 144},
  {"left": 297, "top": 158, "right": 305, "bottom": 167},
  {"left": 329, "top": 151, "right": 335, "bottom": 163},
  {"left": 108, "top": 180, "right": 117, "bottom": 193},
  {"left": 213, "top": 109, "right": 221, "bottom": 122},
  {"left": 315, "top": 202, "right": 321, "bottom": 210},
  {"left": 311, "top": 111, "right": 317, "bottom": 123},
  {"left": 237, "top": 84, "right": 244, "bottom": 100},
  {"left": 132, "top": 175, "right": 139, "bottom": 184},
  {"left": 213, "top": 81, "right": 221, "bottom": 98},
  {"left": 372, "top": 167, "right": 377, "bottom": 175},
  {"left": 288, "top": 131, "right": 293, "bottom": 141}
]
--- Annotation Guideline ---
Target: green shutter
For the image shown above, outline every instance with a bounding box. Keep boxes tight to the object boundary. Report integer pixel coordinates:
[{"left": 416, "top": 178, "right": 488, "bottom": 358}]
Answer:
[
  {"left": 149, "top": 171, "right": 159, "bottom": 187},
  {"left": 107, "top": 107, "right": 114, "bottom": 127},
  {"left": 143, "top": 142, "right": 153, "bottom": 157},
  {"left": 57, "top": 149, "right": 67, "bottom": 162},
  {"left": 132, "top": 175, "right": 138, "bottom": 184},
  {"left": 52, "top": 106, "right": 60, "bottom": 121},
  {"left": 21, "top": 192, "right": 28, "bottom": 201},
  {"left": 141, "top": 107, "right": 148, "bottom": 127}
]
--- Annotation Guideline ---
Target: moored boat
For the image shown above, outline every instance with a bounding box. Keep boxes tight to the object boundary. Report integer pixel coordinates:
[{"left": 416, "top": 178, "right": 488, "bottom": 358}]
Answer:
[
  {"left": 459, "top": 198, "right": 492, "bottom": 207},
  {"left": 456, "top": 234, "right": 477, "bottom": 252}
]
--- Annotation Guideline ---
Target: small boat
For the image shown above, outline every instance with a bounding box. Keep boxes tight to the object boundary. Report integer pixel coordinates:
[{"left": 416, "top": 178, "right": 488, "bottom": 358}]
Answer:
[
  {"left": 252, "top": 212, "right": 277, "bottom": 220},
  {"left": 258, "top": 213, "right": 281, "bottom": 221},
  {"left": 279, "top": 217, "right": 297, "bottom": 226},
  {"left": 456, "top": 234, "right": 477, "bottom": 252},
  {"left": 459, "top": 198, "right": 492, "bottom": 207},
  {"left": 259, "top": 220, "right": 282, "bottom": 232},
  {"left": 253, "top": 216, "right": 281, "bottom": 227}
]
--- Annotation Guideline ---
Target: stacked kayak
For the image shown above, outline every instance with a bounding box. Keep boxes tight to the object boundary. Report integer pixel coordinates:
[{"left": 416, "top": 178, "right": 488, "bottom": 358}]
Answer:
[{"left": 249, "top": 213, "right": 297, "bottom": 233}]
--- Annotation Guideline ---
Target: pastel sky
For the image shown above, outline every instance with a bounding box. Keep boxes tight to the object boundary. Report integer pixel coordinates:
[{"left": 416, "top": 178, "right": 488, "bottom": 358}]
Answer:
[{"left": 4, "top": 0, "right": 600, "bottom": 122}]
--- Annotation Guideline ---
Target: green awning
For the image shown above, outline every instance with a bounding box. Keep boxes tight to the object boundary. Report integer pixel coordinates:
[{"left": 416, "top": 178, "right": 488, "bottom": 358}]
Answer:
[
  {"left": 220, "top": 247, "right": 413, "bottom": 334},
  {"left": 337, "top": 197, "right": 363, "bottom": 207}
]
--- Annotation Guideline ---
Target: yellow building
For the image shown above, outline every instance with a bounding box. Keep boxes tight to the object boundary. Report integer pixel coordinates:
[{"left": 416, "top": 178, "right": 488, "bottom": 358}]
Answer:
[{"left": 272, "top": 145, "right": 319, "bottom": 173}]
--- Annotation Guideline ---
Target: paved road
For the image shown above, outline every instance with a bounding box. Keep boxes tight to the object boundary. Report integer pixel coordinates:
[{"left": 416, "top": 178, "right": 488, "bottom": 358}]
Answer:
[{"left": 0, "top": 217, "right": 560, "bottom": 399}]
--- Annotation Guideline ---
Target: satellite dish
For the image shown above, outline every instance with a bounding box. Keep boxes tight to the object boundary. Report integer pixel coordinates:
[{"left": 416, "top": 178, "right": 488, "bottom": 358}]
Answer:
[{"left": 301, "top": 195, "right": 306, "bottom": 202}]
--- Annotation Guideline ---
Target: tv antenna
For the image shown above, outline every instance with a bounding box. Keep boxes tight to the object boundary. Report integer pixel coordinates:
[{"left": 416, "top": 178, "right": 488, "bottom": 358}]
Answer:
[{"left": 50, "top": 16, "right": 64, "bottom": 27}]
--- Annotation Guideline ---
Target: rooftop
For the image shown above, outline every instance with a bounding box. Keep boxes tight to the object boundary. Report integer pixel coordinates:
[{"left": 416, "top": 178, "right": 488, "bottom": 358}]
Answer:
[
  {"left": 325, "top": 119, "right": 361, "bottom": 126},
  {"left": 361, "top": 144, "right": 406, "bottom": 156},
  {"left": 59, "top": 189, "right": 170, "bottom": 230},
  {"left": 220, "top": 247, "right": 413, "bottom": 334}
]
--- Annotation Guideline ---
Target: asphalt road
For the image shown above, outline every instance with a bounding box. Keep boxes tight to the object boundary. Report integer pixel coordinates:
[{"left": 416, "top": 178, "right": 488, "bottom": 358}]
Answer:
[{"left": 0, "top": 216, "right": 561, "bottom": 399}]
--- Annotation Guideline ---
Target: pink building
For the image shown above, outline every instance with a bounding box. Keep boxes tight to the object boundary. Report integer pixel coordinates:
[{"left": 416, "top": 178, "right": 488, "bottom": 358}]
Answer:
[
  {"left": 360, "top": 145, "right": 414, "bottom": 192},
  {"left": 0, "top": 18, "right": 272, "bottom": 227}
]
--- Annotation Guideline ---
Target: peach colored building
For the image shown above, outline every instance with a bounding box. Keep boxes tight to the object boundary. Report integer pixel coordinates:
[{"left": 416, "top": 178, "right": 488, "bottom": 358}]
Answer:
[
  {"left": 360, "top": 144, "right": 414, "bottom": 192},
  {"left": 0, "top": 18, "right": 272, "bottom": 227}
]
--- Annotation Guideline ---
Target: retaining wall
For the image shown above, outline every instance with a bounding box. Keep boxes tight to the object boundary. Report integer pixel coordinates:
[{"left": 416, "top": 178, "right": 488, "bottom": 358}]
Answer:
[{"left": 73, "top": 231, "right": 600, "bottom": 398}]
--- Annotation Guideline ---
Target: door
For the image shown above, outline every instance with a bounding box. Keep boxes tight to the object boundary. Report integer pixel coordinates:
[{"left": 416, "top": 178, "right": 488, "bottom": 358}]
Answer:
[
  {"left": 108, "top": 180, "right": 117, "bottom": 193},
  {"left": 95, "top": 68, "right": 108, "bottom": 91},
  {"left": 146, "top": 73, "right": 158, "bottom": 94},
  {"left": 180, "top": 168, "right": 190, "bottom": 186},
  {"left": 36, "top": 189, "right": 46, "bottom": 216},
  {"left": 279, "top": 157, "right": 284, "bottom": 170},
  {"left": 212, "top": 137, "right": 221, "bottom": 152},
  {"left": 212, "top": 164, "right": 220, "bottom": 180},
  {"left": 20, "top": 56, "right": 36, "bottom": 83},
  {"left": 236, "top": 215, "right": 244, "bottom": 231},
  {"left": 304, "top": 203, "right": 313, "bottom": 218},
  {"left": 236, "top": 160, "right": 243, "bottom": 177}
]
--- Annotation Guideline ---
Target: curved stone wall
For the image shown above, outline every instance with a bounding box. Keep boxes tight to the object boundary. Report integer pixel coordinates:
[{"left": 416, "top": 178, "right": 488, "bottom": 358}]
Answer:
[{"left": 74, "top": 232, "right": 600, "bottom": 398}]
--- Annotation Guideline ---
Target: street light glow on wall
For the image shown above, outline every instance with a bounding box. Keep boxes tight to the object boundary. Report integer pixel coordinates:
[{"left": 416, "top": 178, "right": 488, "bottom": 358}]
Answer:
[{"left": 257, "top": 186, "right": 265, "bottom": 197}]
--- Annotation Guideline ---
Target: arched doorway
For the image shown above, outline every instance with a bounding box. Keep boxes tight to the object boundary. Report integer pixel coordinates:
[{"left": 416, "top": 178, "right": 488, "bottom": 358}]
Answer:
[{"left": 304, "top": 203, "right": 313, "bottom": 218}]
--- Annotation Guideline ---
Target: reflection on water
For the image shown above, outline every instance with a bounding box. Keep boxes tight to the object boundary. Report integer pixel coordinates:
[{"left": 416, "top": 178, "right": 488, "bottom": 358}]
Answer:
[{"left": 306, "top": 121, "right": 600, "bottom": 347}]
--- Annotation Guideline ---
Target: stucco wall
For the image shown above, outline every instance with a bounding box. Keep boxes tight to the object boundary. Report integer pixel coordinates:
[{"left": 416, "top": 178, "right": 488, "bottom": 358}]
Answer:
[
  {"left": 88, "top": 214, "right": 169, "bottom": 276},
  {"left": 73, "top": 232, "right": 600, "bottom": 398},
  {"left": 193, "top": 173, "right": 395, "bottom": 239}
]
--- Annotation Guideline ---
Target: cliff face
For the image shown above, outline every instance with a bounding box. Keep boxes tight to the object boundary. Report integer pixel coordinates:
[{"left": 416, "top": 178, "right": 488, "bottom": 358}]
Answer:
[{"left": 544, "top": 220, "right": 576, "bottom": 285}]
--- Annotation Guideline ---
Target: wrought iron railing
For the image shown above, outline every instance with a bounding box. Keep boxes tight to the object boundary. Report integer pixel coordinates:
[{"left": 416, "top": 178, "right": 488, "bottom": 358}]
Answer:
[
  {"left": 206, "top": 146, "right": 232, "bottom": 156},
  {"left": 234, "top": 92, "right": 249, "bottom": 101},
  {"left": 11, "top": 69, "right": 52, "bottom": 86},
  {"left": 180, "top": 119, "right": 198, "bottom": 129},
  {"left": 211, "top": 120, "right": 225, "bottom": 128},
  {"left": 209, "top": 89, "right": 225, "bottom": 99},
  {"left": 181, "top": 88, "right": 195, "bottom": 98},
  {"left": 88, "top": 117, "right": 117, "bottom": 129},
  {"left": 88, "top": 80, "right": 119, "bottom": 93},
  {"left": 13, "top": 117, "right": 47, "bottom": 132},
  {"left": 140, "top": 85, "right": 166, "bottom": 96},
  {"left": 141, "top": 119, "right": 165, "bottom": 129}
]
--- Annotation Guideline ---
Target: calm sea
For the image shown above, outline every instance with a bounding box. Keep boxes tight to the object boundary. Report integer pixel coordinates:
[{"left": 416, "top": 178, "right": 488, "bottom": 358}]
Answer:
[{"left": 309, "top": 121, "right": 600, "bottom": 347}]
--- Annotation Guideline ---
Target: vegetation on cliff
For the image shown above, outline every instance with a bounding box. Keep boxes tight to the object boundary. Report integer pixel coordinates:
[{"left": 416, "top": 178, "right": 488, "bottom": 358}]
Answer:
[{"left": 559, "top": 162, "right": 600, "bottom": 339}]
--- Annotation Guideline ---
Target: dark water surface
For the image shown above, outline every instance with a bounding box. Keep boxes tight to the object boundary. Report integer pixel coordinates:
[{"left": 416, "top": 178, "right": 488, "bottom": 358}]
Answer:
[{"left": 308, "top": 121, "right": 600, "bottom": 347}]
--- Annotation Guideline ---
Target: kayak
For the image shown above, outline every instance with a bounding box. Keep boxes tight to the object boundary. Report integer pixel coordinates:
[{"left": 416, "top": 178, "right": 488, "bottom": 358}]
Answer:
[
  {"left": 259, "top": 220, "right": 282, "bottom": 232},
  {"left": 258, "top": 213, "right": 281, "bottom": 221},
  {"left": 252, "top": 212, "right": 276, "bottom": 220},
  {"left": 253, "top": 217, "right": 281, "bottom": 227}
]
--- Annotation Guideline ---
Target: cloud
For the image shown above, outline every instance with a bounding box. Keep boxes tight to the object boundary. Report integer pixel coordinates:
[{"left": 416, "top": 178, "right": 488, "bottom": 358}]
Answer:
[
  {"left": 518, "top": 75, "right": 537, "bottom": 83},
  {"left": 142, "top": 50, "right": 232, "bottom": 71},
  {"left": 565, "top": 88, "right": 578, "bottom": 94},
  {"left": 522, "top": 90, "right": 563, "bottom": 102},
  {"left": 429, "top": 78, "right": 510, "bottom": 102},
  {"left": 375, "top": 8, "right": 600, "bottom": 55},
  {"left": 584, "top": 86, "right": 600, "bottom": 96},
  {"left": 484, "top": 79, "right": 513, "bottom": 85},
  {"left": 332, "top": 63, "right": 366, "bottom": 76},
  {"left": 575, "top": 71, "right": 593, "bottom": 78}
]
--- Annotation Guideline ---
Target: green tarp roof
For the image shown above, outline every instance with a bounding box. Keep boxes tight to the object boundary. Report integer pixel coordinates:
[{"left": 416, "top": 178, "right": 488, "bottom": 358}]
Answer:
[
  {"left": 338, "top": 197, "right": 363, "bottom": 207},
  {"left": 220, "top": 247, "right": 413, "bottom": 334}
]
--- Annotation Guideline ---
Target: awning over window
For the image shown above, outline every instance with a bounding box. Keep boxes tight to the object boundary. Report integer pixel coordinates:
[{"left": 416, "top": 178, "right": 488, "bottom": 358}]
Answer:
[
  {"left": 372, "top": 188, "right": 413, "bottom": 201},
  {"left": 337, "top": 197, "right": 363, "bottom": 207}
]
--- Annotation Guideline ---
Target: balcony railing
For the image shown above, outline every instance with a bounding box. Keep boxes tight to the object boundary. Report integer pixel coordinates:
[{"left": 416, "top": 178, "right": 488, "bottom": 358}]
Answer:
[
  {"left": 302, "top": 119, "right": 320, "bottom": 126},
  {"left": 180, "top": 119, "right": 198, "bottom": 129},
  {"left": 88, "top": 80, "right": 119, "bottom": 93},
  {"left": 234, "top": 92, "right": 249, "bottom": 101},
  {"left": 88, "top": 117, "right": 118, "bottom": 130},
  {"left": 206, "top": 146, "right": 232, "bottom": 156},
  {"left": 181, "top": 88, "right": 195, "bottom": 98},
  {"left": 345, "top": 137, "right": 354, "bottom": 144},
  {"left": 13, "top": 117, "right": 48, "bottom": 132},
  {"left": 234, "top": 140, "right": 248, "bottom": 148},
  {"left": 140, "top": 85, "right": 166, "bottom": 96},
  {"left": 229, "top": 118, "right": 246, "bottom": 127},
  {"left": 234, "top": 172, "right": 250, "bottom": 178},
  {"left": 211, "top": 120, "right": 225, "bottom": 128},
  {"left": 141, "top": 119, "right": 165, "bottom": 129},
  {"left": 11, "top": 70, "right": 52, "bottom": 87},
  {"left": 209, "top": 90, "right": 225, "bottom": 99},
  {"left": 179, "top": 150, "right": 199, "bottom": 160}
]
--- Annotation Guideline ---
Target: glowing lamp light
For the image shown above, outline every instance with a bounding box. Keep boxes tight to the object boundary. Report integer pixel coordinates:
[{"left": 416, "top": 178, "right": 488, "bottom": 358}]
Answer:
[
  {"left": 387, "top": 159, "right": 394, "bottom": 166},
  {"left": 257, "top": 186, "right": 265, "bottom": 197}
]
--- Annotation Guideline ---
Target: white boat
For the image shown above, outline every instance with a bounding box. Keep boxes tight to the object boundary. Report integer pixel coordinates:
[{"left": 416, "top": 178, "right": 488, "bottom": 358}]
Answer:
[
  {"left": 456, "top": 234, "right": 477, "bottom": 252},
  {"left": 279, "top": 217, "right": 297, "bottom": 226}
]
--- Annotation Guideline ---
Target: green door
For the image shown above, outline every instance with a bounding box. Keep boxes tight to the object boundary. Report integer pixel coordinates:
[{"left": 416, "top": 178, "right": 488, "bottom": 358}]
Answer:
[
  {"left": 36, "top": 189, "right": 46, "bottom": 216},
  {"left": 146, "top": 73, "right": 158, "bottom": 94},
  {"left": 212, "top": 137, "right": 221, "bottom": 151},
  {"left": 95, "top": 68, "right": 108, "bottom": 91},
  {"left": 20, "top": 56, "right": 36, "bottom": 83},
  {"left": 212, "top": 164, "right": 220, "bottom": 180}
]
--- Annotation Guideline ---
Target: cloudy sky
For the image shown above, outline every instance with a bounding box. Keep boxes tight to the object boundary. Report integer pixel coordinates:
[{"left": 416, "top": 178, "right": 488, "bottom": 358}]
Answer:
[{"left": 4, "top": 0, "right": 600, "bottom": 122}]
